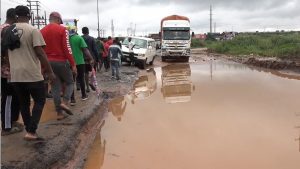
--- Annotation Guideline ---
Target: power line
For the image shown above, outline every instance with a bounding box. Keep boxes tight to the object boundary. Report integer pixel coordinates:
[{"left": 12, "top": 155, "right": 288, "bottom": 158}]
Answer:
[{"left": 27, "top": 0, "right": 47, "bottom": 29}]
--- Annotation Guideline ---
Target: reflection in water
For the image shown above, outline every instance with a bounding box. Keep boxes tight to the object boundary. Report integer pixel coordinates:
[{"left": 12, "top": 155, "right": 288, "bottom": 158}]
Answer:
[
  {"left": 297, "top": 133, "right": 300, "bottom": 152},
  {"left": 297, "top": 113, "right": 300, "bottom": 152},
  {"left": 84, "top": 122, "right": 106, "bottom": 169},
  {"left": 85, "top": 62, "right": 300, "bottom": 169},
  {"left": 127, "top": 68, "right": 157, "bottom": 104},
  {"left": 161, "top": 64, "right": 195, "bottom": 103},
  {"left": 108, "top": 96, "right": 126, "bottom": 122}
]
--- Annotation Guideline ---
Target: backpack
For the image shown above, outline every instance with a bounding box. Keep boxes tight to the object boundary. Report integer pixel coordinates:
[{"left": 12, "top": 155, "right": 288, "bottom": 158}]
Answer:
[{"left": 1, "top": 24, "right": 21, "bottom": 52}]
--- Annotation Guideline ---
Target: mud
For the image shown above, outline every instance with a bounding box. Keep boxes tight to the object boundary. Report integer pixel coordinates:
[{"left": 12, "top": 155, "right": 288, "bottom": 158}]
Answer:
[
  {"left": 1, "top": 66, "right": 139, "bottom": 169},
  {"left": 83, "top": 60, "right": 300, "bottom": 169},
  {"left": 2, "top": 49, "right": 300, "bottom": 169},
  {"left": 192, "top": 48, "right": 300, "bottom": 74}
]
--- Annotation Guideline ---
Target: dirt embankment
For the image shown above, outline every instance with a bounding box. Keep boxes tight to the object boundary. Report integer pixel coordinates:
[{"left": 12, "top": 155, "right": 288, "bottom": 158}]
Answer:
[
  {"left": 1, "top": 66, "right": 139, "bottom": 169},
  {"left": 191, "top": 48, "right": 300, "bottom": 74}
]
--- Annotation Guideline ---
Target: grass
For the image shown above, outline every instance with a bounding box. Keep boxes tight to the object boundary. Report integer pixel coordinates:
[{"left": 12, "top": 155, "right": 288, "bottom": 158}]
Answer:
[{"left": 192, "top": 32, "right": 300, "bottom": 58}]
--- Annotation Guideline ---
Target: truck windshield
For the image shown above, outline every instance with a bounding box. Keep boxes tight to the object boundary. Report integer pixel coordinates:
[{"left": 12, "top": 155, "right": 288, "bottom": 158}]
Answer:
[
  {"left": 122, "top": 38, "right": 147, "bottom": 49},
  {"left": 163, "top": 30, "right": 190, "bottom": 40}
]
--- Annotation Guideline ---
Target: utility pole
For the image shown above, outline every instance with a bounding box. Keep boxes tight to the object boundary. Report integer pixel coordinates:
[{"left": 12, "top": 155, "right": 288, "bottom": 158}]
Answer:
[
  {"left": 111, "top": 19, "right": 115, "bottom": 38},
  {"left": 210, "top": 5, "right": 213, "bottom": 33},
  {"left": 27, "top": 0, "right": 45, "bottom": 29},
  {"left": 134, "top": 23, "right": 136, "bottom": 36},
  {"left": 214, "top": 22, "right": 216, "bottom": 33},
  {"left": 35, "top": 1, "right": 40, "bottom": 29},
  {"left": 27, "top": 0, "right": 33, "bottom": 25},
  {"left": 97, "top": 0, "right": 100, "bottom": 38}
]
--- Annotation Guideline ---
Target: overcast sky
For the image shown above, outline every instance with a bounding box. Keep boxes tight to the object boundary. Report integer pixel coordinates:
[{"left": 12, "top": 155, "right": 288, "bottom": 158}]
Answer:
[{"left": 1, "top": 0, "right": 300, "bottom": 37}]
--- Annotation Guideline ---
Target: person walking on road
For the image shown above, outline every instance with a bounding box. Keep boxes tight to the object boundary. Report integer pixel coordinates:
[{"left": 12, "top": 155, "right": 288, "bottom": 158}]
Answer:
[
  {"left": 1, "top": 8, "right": 23, "bottom": 136},
  {"left": 98, "top": 38, "right": 110, "bottom": 71},
  {"left": 128, "top": 37, "right": 135, "bottom": 65},
  {"left": 41, "top": 11, "right": 77, "bottom": 120},
  {"left": 7, "top": 6, "right": 55, "bottom": 140},
  {"left": 81, "top": 27, "right": 97, "bottom": 92},
  {"left": 108, "top": 39, "right": 123, "bottom": 80},
  {"left": 68, "top": 27, "right": 94, "bottom": 104}
]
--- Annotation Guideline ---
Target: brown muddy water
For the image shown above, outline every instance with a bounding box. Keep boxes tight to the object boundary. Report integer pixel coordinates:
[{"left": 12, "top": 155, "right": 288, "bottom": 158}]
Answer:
[{"left": 84, "top": 61, "right": 300, "bottom": 169}]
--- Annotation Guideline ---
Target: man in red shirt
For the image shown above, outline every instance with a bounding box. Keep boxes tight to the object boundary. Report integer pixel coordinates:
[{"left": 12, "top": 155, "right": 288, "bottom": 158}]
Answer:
[{"left": 41, "top": 12, "right": 76, "bottom": 120}]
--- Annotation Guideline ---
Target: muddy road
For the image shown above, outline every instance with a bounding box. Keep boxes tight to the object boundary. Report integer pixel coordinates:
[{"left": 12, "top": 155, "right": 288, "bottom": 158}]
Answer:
[
  {"left": 82, "top": 52, "right": 300, "bottom": 169},
  {"left": 2, "top": 50, "right": 300, "bottom": 169}
]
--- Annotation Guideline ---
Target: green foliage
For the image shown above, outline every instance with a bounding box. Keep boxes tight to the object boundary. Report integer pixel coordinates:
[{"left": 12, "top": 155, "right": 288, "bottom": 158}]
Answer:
[
  {"left": 205, "top": 33, "right": 300, "bottom": 58},
  {"left": 191, "top": 39, "right": 206, "bottom": 48}
]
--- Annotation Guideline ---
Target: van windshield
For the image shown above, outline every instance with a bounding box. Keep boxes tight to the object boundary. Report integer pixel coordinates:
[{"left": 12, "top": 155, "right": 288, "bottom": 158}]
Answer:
[
  {"left": 163, "top": 30, "right": 190, "bottom": 40},
  {"left": 122, "top": 38, "right": 147, "bottom": 49}
]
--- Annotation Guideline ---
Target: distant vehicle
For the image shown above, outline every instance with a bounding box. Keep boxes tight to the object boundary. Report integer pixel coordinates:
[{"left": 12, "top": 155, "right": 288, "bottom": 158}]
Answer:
[
  {"left": 161, "top": 64, "right": 195, "bottom": 103},
  {"left": 122, "top": 37, "right": 157, "bottom": 69},
  {"left": 160, "top": 15, "right": 191, "bottom": 62}
]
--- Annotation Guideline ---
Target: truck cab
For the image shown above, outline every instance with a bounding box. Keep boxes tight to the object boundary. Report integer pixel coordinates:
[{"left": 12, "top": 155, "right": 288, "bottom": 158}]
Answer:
[{"left": 161, "top": 15, "right": 191, "bottom": 62}]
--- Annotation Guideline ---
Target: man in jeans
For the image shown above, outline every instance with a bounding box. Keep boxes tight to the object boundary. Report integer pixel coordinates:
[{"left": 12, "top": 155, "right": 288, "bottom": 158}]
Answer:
[
  {"left": 41, "top": 12, "right": 77, "bottom": 120},
  {"left": 8, "top": 6, "right": 55, "bottom": 140},
  {"left": 108, "top": 39, "right": 123, "bottom": 80}
]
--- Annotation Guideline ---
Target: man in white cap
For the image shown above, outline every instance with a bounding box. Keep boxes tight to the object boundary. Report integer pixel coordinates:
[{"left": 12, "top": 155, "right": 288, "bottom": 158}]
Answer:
[{"left": 41, "top": 12, "right": 77, "bottom": 120}]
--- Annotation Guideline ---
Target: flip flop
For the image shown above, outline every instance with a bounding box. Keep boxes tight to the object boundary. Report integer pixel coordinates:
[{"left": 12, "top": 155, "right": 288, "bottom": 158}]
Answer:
[
  {"left": 24, "top": 134, "right": 45, "bottom": 141},
  {"left": 57, "top": 114, "right": 68, "bottom": 121},
  {"left": 60, "top": 103, "right": 73, "bottom": 115}
]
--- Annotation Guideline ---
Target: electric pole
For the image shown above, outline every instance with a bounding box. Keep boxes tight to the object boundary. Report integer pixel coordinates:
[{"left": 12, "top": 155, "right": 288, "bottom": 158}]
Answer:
[
  {"left": 210, "top": 5, "right": 213, "bottom": 33},
  {"left": 214, "top": 22, "right": 216, "bottom": 33},
  {"left": 111, "top": 20, "right": 115, "bottom": 38},
  {"left": 97, "top": 0, "right": 100, "bottom": 38},
  {"left": 134, "top": 23, "right": 136, "bottom": 36},
  {"left": 27, "top": 0, "right": 46, "bottom": 29}
]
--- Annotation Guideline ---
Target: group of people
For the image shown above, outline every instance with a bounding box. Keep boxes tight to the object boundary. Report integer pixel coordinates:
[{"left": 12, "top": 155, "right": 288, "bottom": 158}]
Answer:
[{"left": 1, "top": 5, "right": 123, "bottom": 140}]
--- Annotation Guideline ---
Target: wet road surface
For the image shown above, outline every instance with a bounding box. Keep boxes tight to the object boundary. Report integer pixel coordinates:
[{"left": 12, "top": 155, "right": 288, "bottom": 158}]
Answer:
[{"left": 84, "top": 60, "right": 300, "bottom": 169}]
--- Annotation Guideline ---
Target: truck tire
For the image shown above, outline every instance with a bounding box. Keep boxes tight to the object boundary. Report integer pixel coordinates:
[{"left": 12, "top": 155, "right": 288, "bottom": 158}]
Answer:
[{"left": 184, "top": 57, "right": 189, "bottom": 62}]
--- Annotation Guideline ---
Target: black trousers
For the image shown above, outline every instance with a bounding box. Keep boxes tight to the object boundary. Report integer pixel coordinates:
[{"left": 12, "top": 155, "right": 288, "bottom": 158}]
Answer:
[
  {"left": 100, "top": 57, "right": 110, "bottom": 70},
  {"left": 72, "top": 64, "right": 86, "bottom": 99},
  {"left": 129, "top": 52, "right": 135, "bottom": 64},
  {"left": 12, "top": 81, "right": 45, "bottom": 134},
  {"left": 1, "top": 78, "right": 20, "bottom": 130}
]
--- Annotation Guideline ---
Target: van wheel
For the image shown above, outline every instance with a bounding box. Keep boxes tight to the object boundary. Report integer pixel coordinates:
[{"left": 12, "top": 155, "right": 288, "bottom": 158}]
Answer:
[
  {"left": 149, "top": 56, "right": 155, "bottom": 65},
  {"left": 139, "top": 59, "right": 146, "bottom": 69}
]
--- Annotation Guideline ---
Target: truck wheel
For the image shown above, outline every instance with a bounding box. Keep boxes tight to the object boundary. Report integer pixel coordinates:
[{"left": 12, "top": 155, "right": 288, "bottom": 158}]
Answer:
[{"left": 184, "top": 57, "right": 189, "bottom": 62}]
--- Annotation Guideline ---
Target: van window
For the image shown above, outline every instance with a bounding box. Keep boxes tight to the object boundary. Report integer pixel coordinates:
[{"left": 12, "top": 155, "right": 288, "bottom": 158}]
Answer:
[{"left": 122, "top": 38, "right": 147, "bottom": 49}]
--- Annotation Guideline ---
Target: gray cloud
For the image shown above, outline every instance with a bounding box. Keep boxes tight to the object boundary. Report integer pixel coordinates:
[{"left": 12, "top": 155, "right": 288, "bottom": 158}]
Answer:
[{"left": 2, "top": 0, "right": 299, "bottom": 37}]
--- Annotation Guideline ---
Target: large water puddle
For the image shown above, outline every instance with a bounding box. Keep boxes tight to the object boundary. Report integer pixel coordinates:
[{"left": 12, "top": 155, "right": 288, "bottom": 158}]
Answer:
[{"left": 84, "top": 61, "right": 300, "bottom": 169}]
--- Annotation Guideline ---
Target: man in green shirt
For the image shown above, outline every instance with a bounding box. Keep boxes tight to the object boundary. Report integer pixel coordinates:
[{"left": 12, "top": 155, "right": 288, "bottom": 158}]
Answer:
[{"left": 69, "top": 28, "right": 93, "bottom": 104}]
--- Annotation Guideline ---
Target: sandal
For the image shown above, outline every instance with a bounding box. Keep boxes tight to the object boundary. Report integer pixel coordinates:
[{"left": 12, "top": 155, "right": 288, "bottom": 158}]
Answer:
[
  {"left": 60, "top": 103, "right": 73, "bottom": 115},
  {"left": 24, "top": 133, "right": 45, "bottom": 141},
  {"left": 57, "top": 114, "right": 68, "bottom": 121}
]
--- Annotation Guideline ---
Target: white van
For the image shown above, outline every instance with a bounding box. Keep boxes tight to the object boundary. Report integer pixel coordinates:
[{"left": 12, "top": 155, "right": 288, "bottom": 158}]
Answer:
[{"left": 121, "top": 37, "right": 157, "bottom": 69}]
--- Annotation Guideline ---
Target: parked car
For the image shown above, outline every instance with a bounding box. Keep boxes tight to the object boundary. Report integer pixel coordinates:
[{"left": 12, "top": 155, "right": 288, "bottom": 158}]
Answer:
[{"left": 122, "top": 37, "right": 157, "bottom": 69}]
